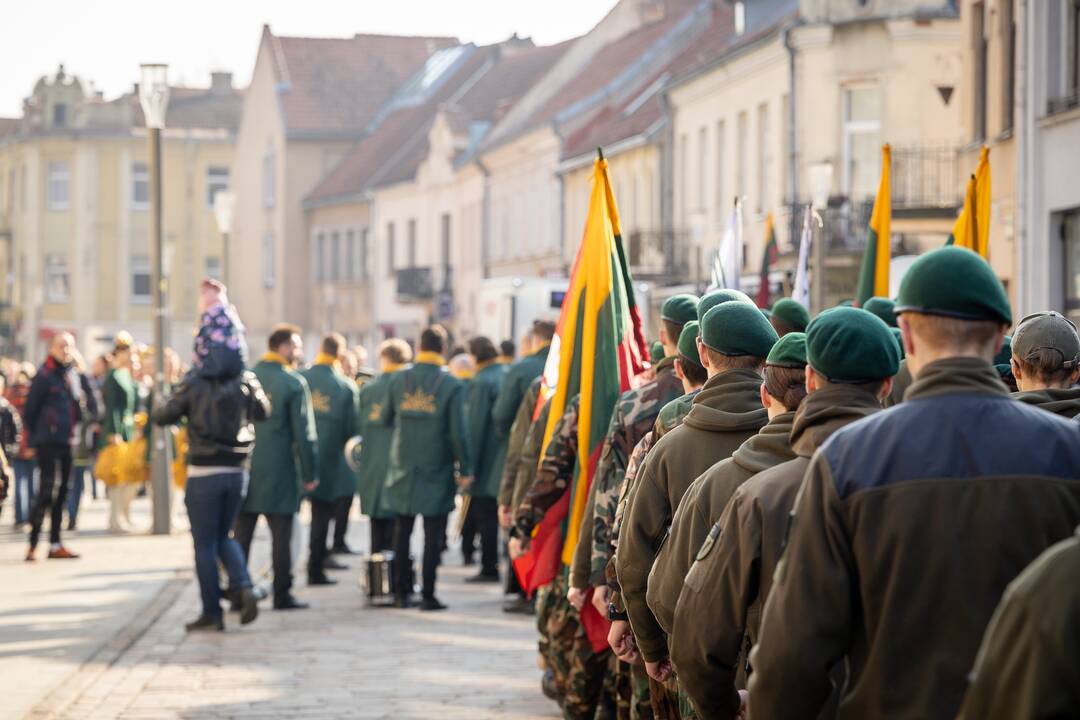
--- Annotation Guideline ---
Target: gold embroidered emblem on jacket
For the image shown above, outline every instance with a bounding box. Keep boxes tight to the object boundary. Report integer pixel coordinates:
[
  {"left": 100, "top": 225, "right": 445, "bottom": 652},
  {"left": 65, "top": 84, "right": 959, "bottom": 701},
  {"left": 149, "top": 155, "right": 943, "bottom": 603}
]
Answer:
[{"left": 401, "top": 388, "right": 437, "bottom": 414}]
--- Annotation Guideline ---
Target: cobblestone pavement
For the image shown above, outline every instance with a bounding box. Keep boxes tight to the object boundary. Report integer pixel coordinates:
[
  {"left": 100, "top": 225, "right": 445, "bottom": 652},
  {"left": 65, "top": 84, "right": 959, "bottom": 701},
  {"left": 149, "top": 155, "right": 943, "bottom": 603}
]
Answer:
[{"left": 12, "top": 496, "right": 559, "bottom": 720}]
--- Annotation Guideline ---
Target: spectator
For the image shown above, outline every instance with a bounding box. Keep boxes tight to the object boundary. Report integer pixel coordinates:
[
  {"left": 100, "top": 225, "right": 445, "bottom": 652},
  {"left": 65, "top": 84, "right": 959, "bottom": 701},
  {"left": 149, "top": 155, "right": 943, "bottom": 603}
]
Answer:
[
  {"left": 66, "top": 348, "right": 100, "bottom": 531},
  {"left": 101, "top": 334, "right": 140, "bottom": 533},
  {"left": 0, "top": 373, "right": 23, "bottom": 522},
  {"left": 7, "top": 364, "right": 36, "bottom": 527}
]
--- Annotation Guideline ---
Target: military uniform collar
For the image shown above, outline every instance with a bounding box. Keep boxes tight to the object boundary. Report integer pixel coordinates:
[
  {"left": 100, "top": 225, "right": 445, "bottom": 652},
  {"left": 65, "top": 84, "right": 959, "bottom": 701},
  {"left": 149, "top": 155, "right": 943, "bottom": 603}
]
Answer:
[
  {"left": 790, "top": 385, "right": 884, "bottom": 458},
  {"left": 261, "top": 351, "right": 291, "bottom": 367},
  {"left": 314, "top": 352, "right": 339, "bottom": 369},
  {"left": 905, "top": 356, "right": 1008, "bottom": 402},
  {"left": 415, "top": 351, "right": 446, "bottom": 366}
]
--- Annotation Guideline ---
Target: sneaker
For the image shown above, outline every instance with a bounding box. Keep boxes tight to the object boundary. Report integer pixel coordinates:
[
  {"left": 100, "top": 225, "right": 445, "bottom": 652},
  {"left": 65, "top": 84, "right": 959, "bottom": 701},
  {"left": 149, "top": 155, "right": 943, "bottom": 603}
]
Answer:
[
  {"left": 237, "top": 588, "right": 258, "bottom": 626},
  {"left": 48, "top": 546, "right": 80, "bottom": 559},
  {"left": 465, "top": 571, "right": 501, "bottom": 584},
  {"left": 418, "top": 597, "right": 448, "bottom": 612},
  {"left": 185, "top": 615, "right": 224, "bottom": 633}
]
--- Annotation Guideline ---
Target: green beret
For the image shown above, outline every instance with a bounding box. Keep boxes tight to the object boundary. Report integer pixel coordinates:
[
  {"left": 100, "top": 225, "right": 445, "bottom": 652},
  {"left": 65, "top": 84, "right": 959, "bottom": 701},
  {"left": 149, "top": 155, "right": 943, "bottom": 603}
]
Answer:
[
  {"left": 806, "top": 307, "right": 901, "bottom": 382},
  {"left": 701, "top": 302, "right": 779, "bottom": 358},
  {"left": 771, "top": 298, "right": 810, "bottom": 332},
  {"left": 760, "top": 308, "right": 772, "bottom": 319},
  {"left": 890, "top": 327, "right": 906, "bottom": 359},
  {"left": 677, "top": 321, "right": 701, "bottom": 367},
  {"left": 766, "top": 332, "right": 807, "bottom": 368},
  {"left": 649, "top": 341, "right": 665, "bottom": 365},
  {"left": 862, "top": 296, "right": 897, "bottom": 327},
  {"left": 993, "top": 335, "right": 1012, "bottom": 367},
  {"left": 697, "top": 289, "right": 754, "bottom": 323},
  {"left": 895, "top": 247, "right": 1012, "bottom": 324},
  {"left": 661, "top": 293, "right": 700, "bottom": 325}
]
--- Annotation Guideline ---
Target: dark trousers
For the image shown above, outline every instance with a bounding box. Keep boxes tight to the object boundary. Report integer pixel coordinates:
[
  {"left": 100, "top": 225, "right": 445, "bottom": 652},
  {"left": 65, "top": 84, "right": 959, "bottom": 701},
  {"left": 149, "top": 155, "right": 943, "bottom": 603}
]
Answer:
[
  {"left": 467, "top": 496, "right": 499, "bottom": 575},
  {"left": 393, "top": 513, "right": 447, "bottom": 600},
  {"left": 29, "top": 445, "right": 73, "bottom": 549},
  {"left": 67, "top": 464, "right": 91, "bottom": 525},
  {"left": 332, "top": 495, "right": 353, "bottom": 549},
  {"left": 371, "top": 516, "right": 394, "bottom": 554},
  {"left": 307, "top": 497, "right": 335, "bottom": 576},
  {"left": 235, "top": 511, "right": 293, "bottom": 603},
  {"left": 185, "top": 472, "right": 251, "bottom": 620},
  {"left": 12, "top": 458, "right": 36, "bottom": 524}
]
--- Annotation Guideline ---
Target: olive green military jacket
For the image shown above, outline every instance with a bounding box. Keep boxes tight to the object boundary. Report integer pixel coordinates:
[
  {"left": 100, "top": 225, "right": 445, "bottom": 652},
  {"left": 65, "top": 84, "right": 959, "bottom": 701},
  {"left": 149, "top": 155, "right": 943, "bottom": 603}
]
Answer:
[
  {"left": 382, "top": 358, "right": 472, "bottom": 518},
  {"left": 647, "top": 411, "right": 796, "bottom": 637},
  {"left": 1012, "top": 386, "right": 1080, "bottom": 419},
  {"left": 617, "top": 369, "right": 767, "bottom": 663},
  {"left": 492, "top": 344, "right": 550, "bottom": 439},
  {"left": 356, "top": 369, "right": 398, "bottom": 519},
  {"left": 243, "top": 355, "right": 319, "bottom": 516},
  {"left": 958, "top": 526, "right": 1080, "bottom": 720},
  {"left": 467, "top": 361, "right": 509, "bottom": 500},
  {"left": 669, "top": 387, "right": 882, "bottom": 719},
  {"left": 300, "top": 361, "right": 359, "bottom": 502},
  {"left": 102, "top": 367, "right": 137, "bottom": 442},
  {"left": 512, "top": 398, "right": 551, "bottom": 512},
  {"left": 514, "top": 395, "right": 579, "bottom": 535},
  {"left": 498, "top": 377, "right": 543, "bottom": 507}
]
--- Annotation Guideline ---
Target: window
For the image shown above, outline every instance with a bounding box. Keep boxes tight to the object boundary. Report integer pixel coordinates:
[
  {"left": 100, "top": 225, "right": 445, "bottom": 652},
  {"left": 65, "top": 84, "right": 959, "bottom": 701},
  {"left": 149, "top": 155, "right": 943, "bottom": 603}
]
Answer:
[
  {"left": 44, "top": 254, "right": 70, "bottom": 303},
  {"left": 757, "top": 103, "right": 770, "bottom": 213},
  {"left": 131, "top": 163, "right": 149, "bottom": 210},
  {"left": 263, "top": 232, "right": 275, "bottom": 288},
  {"left": 386, "top": 222, "right": 396, "bottom": 275},
  {"left": 407, "top": 218, "right": 418, "bottom": 266},
  {"left": 734, "top": 1, "right": 746, "bottom": 36},
  {"left": 205, "top": 256, "right": 222, "bottom": 281},
  {"left": 972, "top": 2, "right": 987, "bottom": 141},
  {"left": 131, "top": 255, "right": 151, "bottom": 304},
  {"left": 206, "top": 166, "right": 229, "bottom": 209},
  {"left": 697, "top": 126, "right": 707, "bottom": 211},
  {"left": 678, "top": 132, "right": 688, "bottom": 223},
  {"left": 53, "top": 103, "right": 67, "bottom": 128},
  {"left": 1065, "top": 207, "right": 1080, "bottom": 314},
  {"left": 842, "top": 86, "right": 882, "bottom": 200},
  {"left": 359, "top": 227, "right": 370, "bottom": 280},
  {"left": 441, "top": 213, "right": 451, "bottom": 268},
  {"left": 345, "top": 230, "right": 356, "bottom": 283},
  {"left": 262, "top": 149, "right": 275, "bottom": 208},
  {"left": 736, "top": 112, "right": 748, "bottom": 202},
  {"left": 1001, "top": 0, "right": 1016, "bottom": 133},
  {"left": 47, "top": 161, "right": 69, "bottom": 210},
  {"left": 329, "top": 231, "right": 340, "bottom": 283},
  {"left": 7, "top": 168, "right": 14, "bottom": 212},
  {"left": 314, "top": 233, "right": 325, "bottom": 282},
  {"left": 1053, "top": 0, "right": 1080, "bottom": 112},
  {"left": 715, "top": 120, "right": 726, "bottom": 212}
]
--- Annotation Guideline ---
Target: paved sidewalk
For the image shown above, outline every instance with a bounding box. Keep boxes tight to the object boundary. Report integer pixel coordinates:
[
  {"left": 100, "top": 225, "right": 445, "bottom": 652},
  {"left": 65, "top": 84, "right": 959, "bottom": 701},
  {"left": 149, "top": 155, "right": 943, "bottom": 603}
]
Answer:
[
  {"left": 13, "top": 498, "right": 559, "bottom": 720},
  {"left": 1, "top": 493, "right": 193, "bottom": 720}
]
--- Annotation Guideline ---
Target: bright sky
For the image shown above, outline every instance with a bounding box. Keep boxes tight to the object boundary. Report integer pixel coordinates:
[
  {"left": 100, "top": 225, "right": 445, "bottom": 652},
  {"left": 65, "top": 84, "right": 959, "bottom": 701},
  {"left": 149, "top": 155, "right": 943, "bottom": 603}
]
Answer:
[{"left": 0, "top": 0, "right": 618, "bottom": 116}]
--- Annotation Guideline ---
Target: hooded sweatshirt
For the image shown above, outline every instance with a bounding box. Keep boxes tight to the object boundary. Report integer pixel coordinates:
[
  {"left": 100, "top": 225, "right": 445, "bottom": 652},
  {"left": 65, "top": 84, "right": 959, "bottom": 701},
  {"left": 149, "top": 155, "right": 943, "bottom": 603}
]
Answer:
[
  {"left": 617, "top": 368, "right": 767, "bottom": 663},
  {"left": 669, "top": 386, "right": 882, "bottom": 719},
  {"left": 1012, "top": 386, "right": 1080, "bottom": 420},
  {"left": 647, "top": 411, "right": 796, "bottom": 637},
  {"left": 749, "top": 358, "right": 1080, "bottom": 720}
]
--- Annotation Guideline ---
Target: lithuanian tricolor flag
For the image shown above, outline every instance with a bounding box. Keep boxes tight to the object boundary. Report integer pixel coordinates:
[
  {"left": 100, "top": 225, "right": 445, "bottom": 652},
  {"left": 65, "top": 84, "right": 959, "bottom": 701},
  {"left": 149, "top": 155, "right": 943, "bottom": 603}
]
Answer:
[
  {"left": 756, "top": 212, "right": 777, "bottom": 308},
  {"left": 947, "top": 146, "right": 991, "bottom": 258},
  {"left": 855, "top": 144, "right": 892, "bottom": 307}
]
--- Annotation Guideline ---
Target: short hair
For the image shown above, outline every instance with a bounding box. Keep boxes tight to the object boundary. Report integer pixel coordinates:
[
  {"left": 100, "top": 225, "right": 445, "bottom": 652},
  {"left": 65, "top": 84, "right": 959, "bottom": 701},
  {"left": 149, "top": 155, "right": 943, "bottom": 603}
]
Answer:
[
  {"left": 378, "top": 338, "right": 412, "bottom": 365},
  {"left": 810, "top": 368, "right": 888, "bottom": 398},
  {"left": 1014, "top": 349, "right": 1076, "bottom": 387},
  {"left": 902, "top": 313, "right": 1002, "bottom": 356},
  {"left": 419, "top": 325, "right": 449, "bottom": 354},
  {"left": 468, "top": 336, "right": 499, "bottom": 364},
  {"left": 532, "top": 319, "right": 556, "bottom": 343},
  {"left": 704, "top": 347, "right": 766, "bottom": 373},
  {"left": 678, "top": 354, "right": 708, "bottom": 386},
  {"left": 321, "top": 333, "right": 346, "bottom": 358},
  {"left": 763, "top": 365, "right": 808, "bottom": 411},
  {"left": 268, "top": 324, "right": 302, "bottom": 352},
  {"left": 500, "top": 339, "right": 516, "bottom": 358},
  {"left": 661, "top": 319, "right": 686, "bottom": 348}
]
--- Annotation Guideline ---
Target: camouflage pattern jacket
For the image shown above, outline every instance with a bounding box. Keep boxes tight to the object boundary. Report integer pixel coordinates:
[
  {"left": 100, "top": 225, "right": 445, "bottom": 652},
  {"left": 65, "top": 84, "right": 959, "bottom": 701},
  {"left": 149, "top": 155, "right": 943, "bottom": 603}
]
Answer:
[
  {"left": 498, "top": 377, "right": 543, "bottom": 507},
  {"left": 513, "top": 395, "right": 580, "bottom": 537},
  {"left": 588, "top": 358, "right": 683, "bottom": 586}
]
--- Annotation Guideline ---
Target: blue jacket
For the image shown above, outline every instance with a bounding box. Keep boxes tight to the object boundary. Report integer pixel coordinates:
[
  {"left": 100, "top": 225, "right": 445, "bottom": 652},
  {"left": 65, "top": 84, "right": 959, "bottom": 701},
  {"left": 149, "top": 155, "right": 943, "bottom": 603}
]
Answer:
[{"left": 24, "top": 357, "right": 84, "bottom": 448}]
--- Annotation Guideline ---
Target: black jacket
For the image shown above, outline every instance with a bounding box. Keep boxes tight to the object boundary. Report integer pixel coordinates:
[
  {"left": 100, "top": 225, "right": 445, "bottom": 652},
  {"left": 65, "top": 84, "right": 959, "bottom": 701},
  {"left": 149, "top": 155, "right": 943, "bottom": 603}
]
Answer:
[
  {"left": 0, "top": 397, "right": 22, "bottom": 459},
  {"left": 152, "top": 371, "right": 271, "bottom": 467},
  {"left": 24, "top": 357, "right": 83, "bottom": 448}
]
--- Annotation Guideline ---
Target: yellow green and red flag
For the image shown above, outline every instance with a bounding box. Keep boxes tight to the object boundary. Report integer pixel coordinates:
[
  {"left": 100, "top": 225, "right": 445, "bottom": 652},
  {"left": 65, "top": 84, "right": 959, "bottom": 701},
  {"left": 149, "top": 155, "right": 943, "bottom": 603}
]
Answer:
[
  {"left": 855, "top": 144, "right": 892, "bottom": 307},
  {"left": 947, "top": 146, "right": 991, "bottom": 258},
  {"left": 756, "top": 212, "right": 777, "bottom": 308}
]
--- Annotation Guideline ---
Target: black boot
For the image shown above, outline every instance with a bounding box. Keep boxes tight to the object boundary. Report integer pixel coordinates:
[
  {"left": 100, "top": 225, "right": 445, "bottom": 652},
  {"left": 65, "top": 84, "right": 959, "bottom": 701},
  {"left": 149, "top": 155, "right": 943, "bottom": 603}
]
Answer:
[
  {"left": 186, "top": 615, "right": 224, "bottom": 632},
  {"left": 419, "top": 596, "right": 447, "bottom": 612},
  {"left": 237, "top": 587, "right": 258, "bottom": 625}
]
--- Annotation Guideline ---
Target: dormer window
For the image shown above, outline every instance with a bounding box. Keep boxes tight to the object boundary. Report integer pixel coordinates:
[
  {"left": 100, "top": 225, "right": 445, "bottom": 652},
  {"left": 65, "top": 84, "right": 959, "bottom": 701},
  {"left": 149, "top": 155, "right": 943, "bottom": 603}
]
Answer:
[{"left": 52, "top": 103, "right": 67, "bottom": 128}]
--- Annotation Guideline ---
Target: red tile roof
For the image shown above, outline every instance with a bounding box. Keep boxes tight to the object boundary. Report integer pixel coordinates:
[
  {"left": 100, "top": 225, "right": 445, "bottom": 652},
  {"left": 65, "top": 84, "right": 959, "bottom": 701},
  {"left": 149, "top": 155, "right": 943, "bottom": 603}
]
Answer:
[{"left": 268, "top": 28, "right": 458, "bottom": 138}]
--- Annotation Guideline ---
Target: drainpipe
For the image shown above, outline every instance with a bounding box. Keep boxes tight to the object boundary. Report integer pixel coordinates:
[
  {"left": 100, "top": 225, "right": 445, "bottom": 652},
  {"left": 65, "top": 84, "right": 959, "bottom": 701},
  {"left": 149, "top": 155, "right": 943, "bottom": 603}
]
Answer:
[
  {"left": 1015, "top": 0, "right": 1029, "bottom": 317},
  {"left": 783, "top": 22, "right": 799, "bottom": 256}
]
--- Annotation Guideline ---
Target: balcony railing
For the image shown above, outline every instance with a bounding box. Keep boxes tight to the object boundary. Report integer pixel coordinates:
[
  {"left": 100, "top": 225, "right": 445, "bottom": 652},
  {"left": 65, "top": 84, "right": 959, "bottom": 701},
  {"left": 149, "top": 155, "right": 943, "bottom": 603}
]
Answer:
[
  {"left": 889, "top": 143, "right": 962, "bottom": 210},
  {"left": 624, "top": 229, "right": 693, "bottom": 281}
]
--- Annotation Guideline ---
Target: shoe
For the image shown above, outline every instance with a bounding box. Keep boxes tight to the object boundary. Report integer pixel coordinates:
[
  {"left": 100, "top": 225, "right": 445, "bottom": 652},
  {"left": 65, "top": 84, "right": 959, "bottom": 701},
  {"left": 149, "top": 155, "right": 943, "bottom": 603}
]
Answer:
[
  {"left": 307, "top": 573, "right": 338, "bottom": 586},
  {"left": 67, "top": 519, "right": 76, "bottom": 531},
  {"left": 185, "top": 615, "right": 224, "bottom": 632},
  {"left": 465, "top": 572, "right": 501, "bottom": 584},
  {"left": 48, "top": 546, "right": 80, "bottom": 559},
  {"left": 273, "top": 595, "right": 309, "bottom": 611},
  {"left": 237, "top": 588, "right": 258, "bottom": 626},
  {"left": 25, "top": 548, "right": 35, "bottom": 562},
  {"left": 541, "top": 669, "right": 561, "bottom": 701},
  {"left": 322, "top": 556, "right": 349, "bottom": 571},
  {"left": 502, "top": 596, "right": 536, "bottom": 615},
  {"left": 331, "top": 544, "right": 358, "bottom": 556},
  {"left": 418, "top": 597, "right": 448, "bottom": 612},
  {"left": 393, "top": 595, "right": 415, "bottom": 609},
  {"left": 461, "top": 555, "right": 475, "bottom": 567}
]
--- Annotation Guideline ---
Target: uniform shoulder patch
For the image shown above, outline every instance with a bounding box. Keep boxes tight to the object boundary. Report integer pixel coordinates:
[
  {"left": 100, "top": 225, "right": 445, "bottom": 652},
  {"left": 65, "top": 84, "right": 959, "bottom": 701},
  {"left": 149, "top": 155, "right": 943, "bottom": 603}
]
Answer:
[{"left": 696, "top": 520, "right": 722, "bottom": 562}]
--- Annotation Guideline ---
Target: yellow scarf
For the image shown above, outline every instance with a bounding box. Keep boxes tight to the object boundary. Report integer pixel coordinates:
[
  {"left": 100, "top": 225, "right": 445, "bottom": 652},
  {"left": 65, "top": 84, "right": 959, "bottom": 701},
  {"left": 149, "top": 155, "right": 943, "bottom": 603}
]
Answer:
[
  {"left": 262, "top": 351, "right": 290, "bottom": 366},
  {"left": 314, "top": 352, "right": 339, "bottom": 368},
  {"left": 415, "top": 351, "right": 446, "bottom": 366},
  {"left": 381, "top": 362, "right": 405, "bottom": 373},
  {"left": 476, "top": 359, "right": 497, "bottom": 371}
]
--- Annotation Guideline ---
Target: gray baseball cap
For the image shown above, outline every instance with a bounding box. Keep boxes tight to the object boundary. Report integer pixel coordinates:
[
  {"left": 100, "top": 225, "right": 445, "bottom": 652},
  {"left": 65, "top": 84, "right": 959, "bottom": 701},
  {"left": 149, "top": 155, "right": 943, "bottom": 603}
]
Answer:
[{"left": 1012, "top": 311, "right": 1080, "bottom": 370}]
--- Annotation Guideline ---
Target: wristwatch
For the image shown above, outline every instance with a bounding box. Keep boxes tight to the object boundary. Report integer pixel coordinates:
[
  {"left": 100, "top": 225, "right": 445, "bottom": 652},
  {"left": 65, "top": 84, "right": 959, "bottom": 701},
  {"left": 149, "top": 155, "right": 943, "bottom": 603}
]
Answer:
[{"left": 607, "top": 602, "right": 628, "bottom": 622}]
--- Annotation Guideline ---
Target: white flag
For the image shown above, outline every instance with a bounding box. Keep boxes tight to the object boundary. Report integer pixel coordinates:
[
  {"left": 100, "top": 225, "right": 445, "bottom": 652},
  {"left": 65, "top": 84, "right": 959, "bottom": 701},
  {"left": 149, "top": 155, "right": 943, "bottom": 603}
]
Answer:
[
  {"left": 792, "top": 205, "right": 813, "bottom": 308},
  {"left": 714, "top": 199, "right": 743, "bottom": 291}
]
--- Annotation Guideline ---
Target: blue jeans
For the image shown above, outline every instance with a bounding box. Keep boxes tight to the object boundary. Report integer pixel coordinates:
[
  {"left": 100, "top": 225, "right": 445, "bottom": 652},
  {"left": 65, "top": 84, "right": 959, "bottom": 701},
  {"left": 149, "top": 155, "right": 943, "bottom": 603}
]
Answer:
[
  {"left": 185, "top": 472, "right": 252, "bottom": 620},
  {"left": 67, "top": 465, "right": 91, "bottom": 525},
  {"left": 12, "top": 459, "right": 37, "bottom": 525}
]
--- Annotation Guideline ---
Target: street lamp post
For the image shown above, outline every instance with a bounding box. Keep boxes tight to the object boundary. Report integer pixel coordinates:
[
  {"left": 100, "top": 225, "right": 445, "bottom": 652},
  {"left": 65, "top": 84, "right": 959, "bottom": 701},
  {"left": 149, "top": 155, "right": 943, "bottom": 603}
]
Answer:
[
  {"left": 808, "top": 162, "right": 833, "bottom": 314},
  {"left": 139, "top": 63, "right": 172, "bottom": 535},
  {"left": 213, "top": 191, "right": 235, "bottom": 286}
]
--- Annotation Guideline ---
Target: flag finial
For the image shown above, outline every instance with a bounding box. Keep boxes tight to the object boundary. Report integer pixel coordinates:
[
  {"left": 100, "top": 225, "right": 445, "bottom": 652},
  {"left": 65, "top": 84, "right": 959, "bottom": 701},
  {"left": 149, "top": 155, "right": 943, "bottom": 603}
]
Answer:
[{"left": 597, "top": 147, "right": 604, "bottom": 161}]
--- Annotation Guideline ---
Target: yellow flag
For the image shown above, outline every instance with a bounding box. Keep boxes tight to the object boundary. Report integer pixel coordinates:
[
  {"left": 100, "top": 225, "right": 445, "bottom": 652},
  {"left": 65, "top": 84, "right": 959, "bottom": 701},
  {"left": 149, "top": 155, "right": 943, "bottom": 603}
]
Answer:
[{"left": 949, "top": 146, "right": 991, "bottom": 258}]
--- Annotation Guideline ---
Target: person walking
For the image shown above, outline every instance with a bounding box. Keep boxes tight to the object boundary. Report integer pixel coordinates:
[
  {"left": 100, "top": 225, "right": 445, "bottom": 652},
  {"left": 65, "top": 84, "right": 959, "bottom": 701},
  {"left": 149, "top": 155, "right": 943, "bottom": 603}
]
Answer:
[
  {"left": 65, "top": 349, "right": 101, "bottom": 531},
  {"left": 0, "top": 373, "right": 23, "bottom": 524},
  {"left": 382, "top": 325, "right": 472, "bottom": 611},
  {"left": 24, "top": 332, "right": 85, "bottom": 561},
  {"left": 300, "top": 333, "right": 359, "bottom": 586},
  {"left": 7, "top": 365, "right": 36, "bottom": 527},
  {"left": 152, "top": 324, "right": 269, "bottom": 631},
  {"left": 235, "top": 325, "right": 319, "bottom": 611},
  {"left": 1008, "top": 310, "right": 1080, "bottom": 417},
  {"left": 101, "top": 334, "right": 139, "bottom": 533}
]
